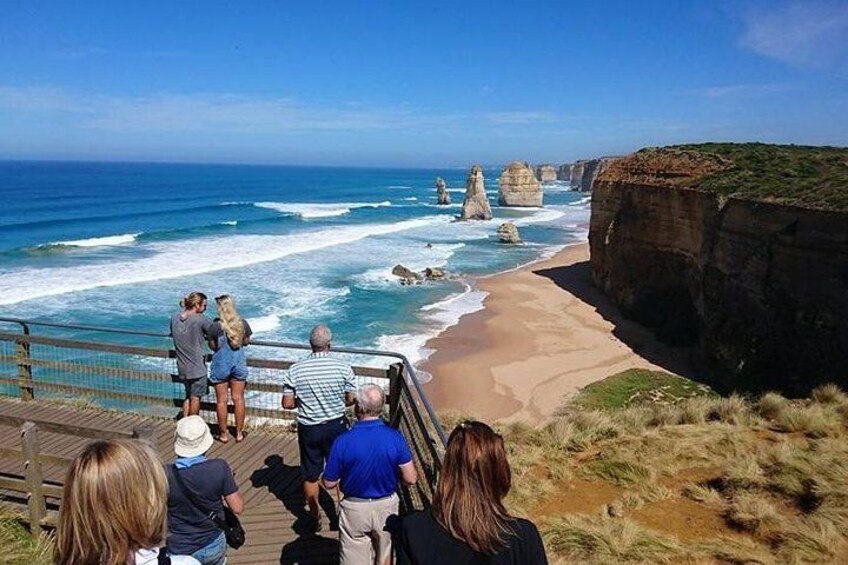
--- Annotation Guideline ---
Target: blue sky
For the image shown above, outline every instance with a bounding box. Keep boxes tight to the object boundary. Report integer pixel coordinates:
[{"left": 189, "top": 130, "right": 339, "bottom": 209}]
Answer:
[{"left": 1, "top": 1, "right": 847, "bottom": 167}]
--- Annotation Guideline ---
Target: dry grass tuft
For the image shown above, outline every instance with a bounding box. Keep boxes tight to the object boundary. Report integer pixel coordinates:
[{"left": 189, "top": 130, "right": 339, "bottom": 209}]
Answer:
[
  {"left": 810, "top": 383, "right": 848, "bottom": 406},
  {"left": 543, "top": 514, "right": 682, "bottom": 562},
  {"left": 682, "top": 483, "right": 724, "bottom": 505},
  {"left": 587, "top": 460, "right": 652, "bottom": 487},
  {"left": 756, "top": 392, "right": 788, "bottom": 420},
  {"left": 707, "top": 394, "right": 751, "bottom": 425},
  {"left": 772, "top": 404, "right": 839, "bottom": 438},
  {"left": 725, "top": 492, "right": 783, "bottom": 537}
]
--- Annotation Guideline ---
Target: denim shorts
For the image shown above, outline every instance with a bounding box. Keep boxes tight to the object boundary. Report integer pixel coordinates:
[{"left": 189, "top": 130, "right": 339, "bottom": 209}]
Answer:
[
  {"left": 190, "top": 531, "right": 227, "bottom": 565},
  {"left": 297, "top": 417, "right": 347, "bottom": 482}
]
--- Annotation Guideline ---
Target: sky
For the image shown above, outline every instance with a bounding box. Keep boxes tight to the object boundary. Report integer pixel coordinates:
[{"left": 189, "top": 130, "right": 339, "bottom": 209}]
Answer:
[{"left": 1, "top": 0, "right": 847, "bottom": 167}]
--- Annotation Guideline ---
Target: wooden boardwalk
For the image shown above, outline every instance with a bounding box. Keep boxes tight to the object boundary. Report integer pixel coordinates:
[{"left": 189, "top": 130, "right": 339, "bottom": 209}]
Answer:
[{"left": 0, "top": 397, "right": 341, "bottom": 564}]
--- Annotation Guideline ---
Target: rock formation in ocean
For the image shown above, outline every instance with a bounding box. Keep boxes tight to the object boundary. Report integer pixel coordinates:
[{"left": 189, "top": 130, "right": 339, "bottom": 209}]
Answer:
[
  {"left": 589, "top": 144, "right": 848, "bottom": 394},
  {"left": 557, "top": 164, "right": 573, "bottom": 181},
  {"left": 536, "top": 164, "right": 558, "bottom": 183},
  {"left": 424, "top": 267, "right": 445, "bottom": 280},
  {"left": 498, "top": 162, "right": 543, "bottom": 207},
  {"left": 497, "top": 222, "right": 521, "bottom": 244},
  {"left": 460, "top": 165, "right": 493, "bottom": 220},
  {"left": 392, "top": 264, "right": 422, "bottom": 285},
  {"left": 435, "top": 177, "right": 451, "bottom": 205}
]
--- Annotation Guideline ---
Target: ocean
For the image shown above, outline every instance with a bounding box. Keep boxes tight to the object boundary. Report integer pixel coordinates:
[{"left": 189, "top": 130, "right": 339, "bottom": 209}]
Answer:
[{"left": 0, "top": 161, "right": 590, "bottom": 378}]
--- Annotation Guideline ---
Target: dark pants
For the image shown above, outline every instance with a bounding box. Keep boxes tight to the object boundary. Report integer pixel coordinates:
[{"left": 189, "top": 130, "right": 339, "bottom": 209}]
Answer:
[{"left": 297, "top": 417, "right": 347, "bottom": 481}]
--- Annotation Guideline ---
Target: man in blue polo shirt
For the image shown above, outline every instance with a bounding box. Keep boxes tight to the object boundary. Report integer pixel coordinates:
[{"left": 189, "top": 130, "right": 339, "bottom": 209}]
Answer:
[{"left": 323, "top": 384, "right": 418, "bottom": 565}]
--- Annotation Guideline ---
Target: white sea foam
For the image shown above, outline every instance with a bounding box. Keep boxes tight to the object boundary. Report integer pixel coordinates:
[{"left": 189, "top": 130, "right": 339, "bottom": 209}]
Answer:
[
  {"left": 246, "top": 314, "right": 281, "bottom": 334},
  {"left": 373, "top": 284, "right": 488, "bottom": 377},
  {"left": 569, "top": 196, "right": 592, "bottom": 207},
  {"left": 512, "top": 207, "right": 566, "bottom": 225},
  {"left": 402, "top": 197, "right": 418, "bottom": 201},
  {"left": 47, "top": 233, "right": 141, "bottom": 248},
  {"left": 255, "top": 200, "right": 392, "bottom": 219},
  {"left": 385, "top": 185, "right": 412, "bottom": 189},
  {"left": 219, "top": 220, "right": 238, "bottom": 226},
  {"left": 0, "top": 216, "right": 450, "bottom": 306}
]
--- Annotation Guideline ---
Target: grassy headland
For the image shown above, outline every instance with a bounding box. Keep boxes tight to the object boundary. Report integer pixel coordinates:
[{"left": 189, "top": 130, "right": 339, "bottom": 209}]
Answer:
[
  {"left": 644, "top": 143, "right": 848, "bottom": 211},
  {"left": 494, "top": 371, "right": 848, "bottom": 563}
]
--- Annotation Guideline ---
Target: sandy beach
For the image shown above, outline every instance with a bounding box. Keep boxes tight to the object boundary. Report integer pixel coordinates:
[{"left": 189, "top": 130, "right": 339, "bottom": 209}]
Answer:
[{"left": 422, "top": 242, "right": 693, "bottom": 425}]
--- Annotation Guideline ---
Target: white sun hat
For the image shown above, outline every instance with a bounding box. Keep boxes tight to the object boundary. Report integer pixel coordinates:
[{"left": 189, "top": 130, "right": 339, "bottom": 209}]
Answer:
[{"left": 174, "top": 415, "right": 214, "bottom": 458}]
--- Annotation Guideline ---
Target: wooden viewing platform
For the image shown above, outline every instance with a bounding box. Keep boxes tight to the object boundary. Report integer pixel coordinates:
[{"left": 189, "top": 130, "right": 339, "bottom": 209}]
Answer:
[
  {"left": 0, "top": 396, "right": 341, "bottom": 564},
  {"left": 0, "top": 316, "right": 446, "bottom": 564}
]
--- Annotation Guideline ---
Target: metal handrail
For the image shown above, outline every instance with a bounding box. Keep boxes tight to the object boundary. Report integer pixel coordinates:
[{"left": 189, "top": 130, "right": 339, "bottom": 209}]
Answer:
[{"left": 0, "top": 316, "right": 447, "bottom": 446}]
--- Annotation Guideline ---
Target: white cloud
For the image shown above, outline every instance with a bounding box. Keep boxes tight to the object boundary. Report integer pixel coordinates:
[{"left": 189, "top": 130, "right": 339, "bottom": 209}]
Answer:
[
  {"left": 740, "top": 1, "right": 848, "bottom": 69},
  {"left": 691, "top": 83, "right": 792, "bottom": 98}
]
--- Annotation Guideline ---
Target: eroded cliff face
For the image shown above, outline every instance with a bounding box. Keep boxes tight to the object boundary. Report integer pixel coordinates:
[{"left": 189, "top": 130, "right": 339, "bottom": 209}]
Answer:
[
  {"left": 568, "top": 157, "right": 620, "bottom": 191},
  {"left": 590, "top": 152, "right": 848, "bottom": 393},
  {"left": 536, "top": 164, "right": 558, "bottom": 182}
]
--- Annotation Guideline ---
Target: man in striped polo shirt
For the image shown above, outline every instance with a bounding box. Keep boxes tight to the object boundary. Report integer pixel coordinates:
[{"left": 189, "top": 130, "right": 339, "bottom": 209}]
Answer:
[{"left": 282, "top": 324, "right": 357, "bottom": 531}]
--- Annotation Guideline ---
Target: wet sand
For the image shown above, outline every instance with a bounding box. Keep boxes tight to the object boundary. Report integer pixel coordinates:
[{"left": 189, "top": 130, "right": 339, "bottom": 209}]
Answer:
[{"left": 422, "top": 242, "right": 692, "bottom": 425}]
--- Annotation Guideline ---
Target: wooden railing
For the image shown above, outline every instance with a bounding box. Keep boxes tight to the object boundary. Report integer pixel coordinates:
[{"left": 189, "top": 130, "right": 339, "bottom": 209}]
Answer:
[
  {"left": 0, "top": 413, "right": 156, "bottom": 529},
  {"left": 0, "top": 316, "right": 446, "bottom": 522}
]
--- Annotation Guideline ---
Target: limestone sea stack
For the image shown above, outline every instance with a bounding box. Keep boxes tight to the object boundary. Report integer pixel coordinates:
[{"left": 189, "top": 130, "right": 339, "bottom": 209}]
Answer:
[
  {"left": 497, "top": 222, "right": 521, "bottom": 244},
  {"left": 460, "top": 165, "right": 493, "bottom": 220},
  {"left": 498, "top": 162, "right": 543, "bottom": 207},
  {"left": 536, "top": 164, "right": 558, "bottom": 182},
  {"left": 435, "top": 177, "right": 451, "bottom": 205}
]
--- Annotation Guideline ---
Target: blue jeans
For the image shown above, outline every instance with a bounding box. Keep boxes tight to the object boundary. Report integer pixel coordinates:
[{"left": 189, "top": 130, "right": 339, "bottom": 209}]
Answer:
[{"left": 190, "top": 532, "right": 227, "bottom": 565}]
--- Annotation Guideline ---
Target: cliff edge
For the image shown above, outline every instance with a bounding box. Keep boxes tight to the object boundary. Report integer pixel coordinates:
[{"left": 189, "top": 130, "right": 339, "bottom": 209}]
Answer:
[{"left": 589, "top": 143, "right": 848, "bottom": 394}]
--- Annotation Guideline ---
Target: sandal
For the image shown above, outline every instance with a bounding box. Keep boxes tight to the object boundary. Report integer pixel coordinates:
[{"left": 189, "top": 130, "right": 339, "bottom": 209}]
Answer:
[
  {"left": 235, "top": 432, "right": 245, "bottom": 443},
  {"left": 217, "top": 433, "right": 230, "bottom": 443}
]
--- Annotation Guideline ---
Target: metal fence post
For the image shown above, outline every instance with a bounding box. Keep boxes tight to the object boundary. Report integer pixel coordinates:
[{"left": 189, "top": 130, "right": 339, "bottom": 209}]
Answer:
[
  {"left": 15, "top": 334, "right": 34, "bottom": 401},
  {"left": 21, "top": 422, "right": 46, "bottom": 531}
]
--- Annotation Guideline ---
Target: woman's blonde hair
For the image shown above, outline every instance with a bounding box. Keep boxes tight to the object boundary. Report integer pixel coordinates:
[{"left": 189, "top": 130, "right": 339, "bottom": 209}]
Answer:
[
  {"left": 55, "top": 439, "right": 167, "bottom": 565},
  {"left": 215, "top": 294, "right": 245, "bottom": 349},
  {"left": 432, "top": 420, "right": 515, "bottom": 555}
]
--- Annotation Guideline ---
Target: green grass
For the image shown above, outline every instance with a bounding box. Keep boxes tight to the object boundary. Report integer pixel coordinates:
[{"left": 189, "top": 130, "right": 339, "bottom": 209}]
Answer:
[
  {"left": 0, "top": 508, "right": 53, "bottom": 565},
  {"left": 664, "top": 142, "right": 848, "bottom": 211},
  {"left": 574, "top": 369, "right": 716, "bottom": 410}
]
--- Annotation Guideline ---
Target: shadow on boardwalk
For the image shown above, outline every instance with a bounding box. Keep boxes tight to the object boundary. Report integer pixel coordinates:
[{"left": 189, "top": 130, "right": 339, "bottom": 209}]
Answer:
[{"left": 250, "top": 454, "right": 340, "bottom": 564}]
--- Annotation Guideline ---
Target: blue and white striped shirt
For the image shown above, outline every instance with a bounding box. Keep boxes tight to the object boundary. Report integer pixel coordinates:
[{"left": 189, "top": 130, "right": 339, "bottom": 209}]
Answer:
[{"left": 282, "top": 351, "right": 357, "bottom": 425}]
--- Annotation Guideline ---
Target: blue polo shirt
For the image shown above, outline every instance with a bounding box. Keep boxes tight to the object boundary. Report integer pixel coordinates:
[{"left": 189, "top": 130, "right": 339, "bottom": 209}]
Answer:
[{"left": 323, "top": 419, "right": 413, "bottom": 499}]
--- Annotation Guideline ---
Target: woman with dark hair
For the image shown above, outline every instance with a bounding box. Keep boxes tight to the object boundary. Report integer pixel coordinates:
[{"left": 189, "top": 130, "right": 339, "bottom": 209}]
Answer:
[{"left": 397, "top": 420, "right": 547, "bottom": 564}]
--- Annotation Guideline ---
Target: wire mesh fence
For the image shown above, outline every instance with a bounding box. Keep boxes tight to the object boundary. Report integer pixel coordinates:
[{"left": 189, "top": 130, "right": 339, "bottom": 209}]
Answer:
[{"left": 0, "top": 316, "right": 446, "bottom": 510}]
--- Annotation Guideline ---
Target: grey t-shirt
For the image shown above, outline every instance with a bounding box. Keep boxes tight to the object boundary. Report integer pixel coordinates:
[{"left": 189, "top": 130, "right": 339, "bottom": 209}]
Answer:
[{"left": 170, "top": 313, "right": 213, "bottom": 380}]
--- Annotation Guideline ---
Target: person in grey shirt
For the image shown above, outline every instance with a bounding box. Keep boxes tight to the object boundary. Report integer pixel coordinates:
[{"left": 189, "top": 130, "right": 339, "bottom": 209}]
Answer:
[{"left": 170, "top": 291, "right": 213, "bottom": 417}]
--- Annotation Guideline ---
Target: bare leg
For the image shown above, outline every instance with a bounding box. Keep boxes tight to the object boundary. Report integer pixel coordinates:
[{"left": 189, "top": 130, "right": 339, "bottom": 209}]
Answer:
[
  {"left": 188, "top": 395, "right": 202, "bottom": 416},
  {"left": 214, "top": 381, "right": 230, "bottom": 440},
  {"left": 231, "top": 379, "right": 246, "bottom": 440},
  {"left": 182, "top": 397, "right": 190, "bottom": 417},
  {"left": 304, "top": 480, "right": 321, "bottom": 520}
]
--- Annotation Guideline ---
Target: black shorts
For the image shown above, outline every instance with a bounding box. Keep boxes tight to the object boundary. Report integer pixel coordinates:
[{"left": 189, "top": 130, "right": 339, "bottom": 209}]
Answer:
[{"left": 297, "top": 417, "right": 347, "bottom": 482}]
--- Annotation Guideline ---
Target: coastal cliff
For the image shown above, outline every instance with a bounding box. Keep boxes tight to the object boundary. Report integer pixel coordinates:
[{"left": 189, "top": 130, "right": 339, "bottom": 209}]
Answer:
[{"left": 590, "top": 144, "right": 848, "bottom": 393}]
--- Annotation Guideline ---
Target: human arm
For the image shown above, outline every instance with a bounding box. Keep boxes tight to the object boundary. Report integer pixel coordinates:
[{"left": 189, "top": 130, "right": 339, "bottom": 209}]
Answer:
[
  {"left": 343, "top": 364, "right": 357, "bottom": 406},
  {"left": 281, "top": 369, "right": 296, "bottom": 409},
  {"left": 224, "top": 491, "right": 244, "bottom": 515},
  {"left": 399, "top": 462, "right": 418, "bottom": 485},
  {"left": 322, "top": 436, "right": 343, "bottom": 490}
]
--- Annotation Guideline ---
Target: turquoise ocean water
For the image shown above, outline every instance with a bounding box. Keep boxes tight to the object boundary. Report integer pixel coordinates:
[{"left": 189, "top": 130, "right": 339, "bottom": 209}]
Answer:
[{"left": 0, "top": 161, "right": 590, "bottom": 380}]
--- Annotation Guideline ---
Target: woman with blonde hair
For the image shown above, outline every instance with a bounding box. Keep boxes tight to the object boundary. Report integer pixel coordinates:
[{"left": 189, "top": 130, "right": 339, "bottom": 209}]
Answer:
[
  {"left": 208, "top": 294, "right": 252, "bottom": 442},
  {"left": 55, "top": 439, "right": 199, "bottom": 565},
  {"left": 397, "top": 420, "right": 547, "bottom": 564}
]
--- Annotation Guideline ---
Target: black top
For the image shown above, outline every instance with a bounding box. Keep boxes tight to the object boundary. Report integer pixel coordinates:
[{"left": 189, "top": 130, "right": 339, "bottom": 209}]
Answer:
[{"left": 397, "top": 510, "right": 547, "bottom": 565}]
